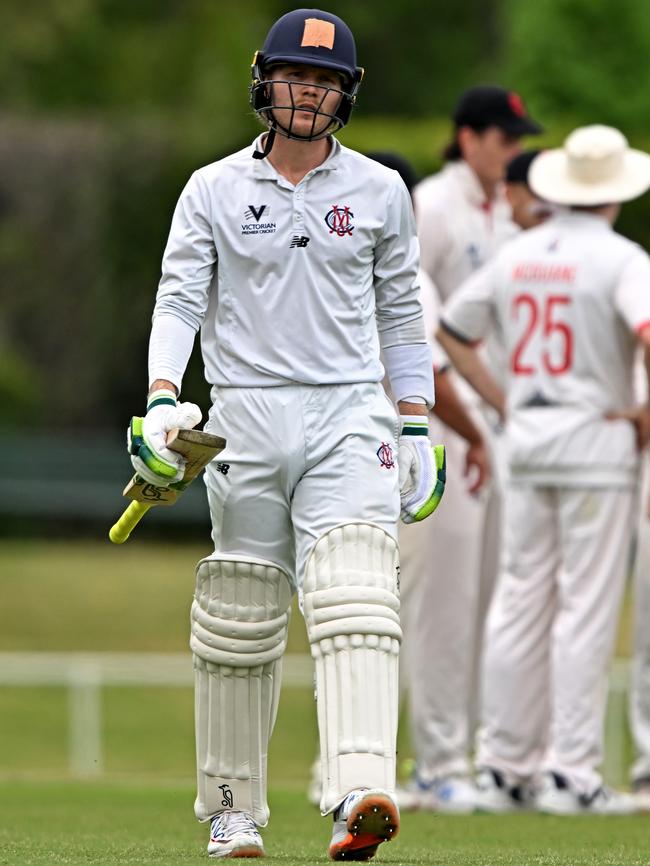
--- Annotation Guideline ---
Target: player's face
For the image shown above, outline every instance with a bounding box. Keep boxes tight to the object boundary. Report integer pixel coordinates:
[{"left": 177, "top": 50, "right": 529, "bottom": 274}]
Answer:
[
  {"left": 505, "top": 182, "right": 555, "bottom": 229},
  {"left": 266, "top": 64, "right": 344, "bottom": 139},
  {"left": 463, "top": 127, "right": 523, "bottom": 187}
]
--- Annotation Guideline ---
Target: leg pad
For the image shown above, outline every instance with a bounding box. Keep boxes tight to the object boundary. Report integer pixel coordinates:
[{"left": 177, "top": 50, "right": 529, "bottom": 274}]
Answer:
[
  {"left": 303, "top": 523, "right": 401, "bottom": 813},
  {"left": 192, "top": 555, "right": 292, "bottom": 825}
]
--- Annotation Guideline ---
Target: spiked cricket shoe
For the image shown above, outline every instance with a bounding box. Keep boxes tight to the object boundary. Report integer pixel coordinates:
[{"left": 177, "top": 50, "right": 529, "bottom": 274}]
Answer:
[
  {"left": 208, "top": 811, "right": 264, "bottom": 858},
  {"left": 536, "top": 771, "right": 638, "bottom": 816},
  {"left": 328, "top": 788, "right": 399, "bottom": 861}
]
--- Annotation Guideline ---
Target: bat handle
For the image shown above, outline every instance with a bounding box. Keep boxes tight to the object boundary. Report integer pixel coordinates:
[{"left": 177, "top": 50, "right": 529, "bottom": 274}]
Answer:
[{"left": 109, "top": 501, "right": 152, "bottom": 544}]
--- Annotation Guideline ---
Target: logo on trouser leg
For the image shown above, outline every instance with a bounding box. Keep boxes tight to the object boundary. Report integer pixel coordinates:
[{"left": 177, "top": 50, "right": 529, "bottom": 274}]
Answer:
[
  {"left": 219, "top": 784, "right": 234, "bottom": 808},
  {"left": 376, "top": 442, "right": 395, "bottom": 469}
]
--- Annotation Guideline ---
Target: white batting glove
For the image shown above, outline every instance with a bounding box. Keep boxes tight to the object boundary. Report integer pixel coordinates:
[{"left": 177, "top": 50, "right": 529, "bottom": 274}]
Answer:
[
  {"left": 127, "top": 389, "right": 202, "bottom": 487},
  {"left": 398, "top": 415, "right": 446, "bottom": 524}
]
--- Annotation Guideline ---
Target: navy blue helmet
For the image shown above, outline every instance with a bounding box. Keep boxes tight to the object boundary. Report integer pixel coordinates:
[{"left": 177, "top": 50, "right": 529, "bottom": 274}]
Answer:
[{"left": 250, "top": 9, "right": 363, "bottom": 154}]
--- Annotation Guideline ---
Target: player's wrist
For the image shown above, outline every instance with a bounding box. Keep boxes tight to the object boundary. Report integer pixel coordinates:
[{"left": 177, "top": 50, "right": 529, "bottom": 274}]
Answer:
[
  {"left": 398, "top": 399, "right": 428, "bottom": 417},
  {"left": 148, "top": 378, "right": 178, "bottom": 400}
]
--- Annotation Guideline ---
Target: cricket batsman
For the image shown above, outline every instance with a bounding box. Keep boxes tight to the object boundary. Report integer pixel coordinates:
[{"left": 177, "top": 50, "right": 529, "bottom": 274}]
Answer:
[{"left": 125, "top": 8, "right": 445, "bottom": 859}]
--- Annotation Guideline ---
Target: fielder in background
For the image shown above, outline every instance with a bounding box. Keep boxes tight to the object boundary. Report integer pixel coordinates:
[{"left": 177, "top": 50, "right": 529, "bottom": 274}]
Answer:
[
  {"left": 126, "top": 8, "right": 445, "bottom": 860},
  {"left": 398, "top": 86, "right": 542, "bottom": 812},
  {"left": 438, "top": 125, "right": 650, "bottom": 814},
  {"left": 504, "top": 149, "right": 556, "bottom": 231}
]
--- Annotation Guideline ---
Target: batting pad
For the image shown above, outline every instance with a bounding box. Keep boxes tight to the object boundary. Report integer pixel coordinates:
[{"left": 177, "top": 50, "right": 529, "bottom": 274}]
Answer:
[
  {"left": 303, "top": 523, "right": 402, "bottom": 814},
  {"left": 191, "top": 555, "right": 292, "bottom": 826}
]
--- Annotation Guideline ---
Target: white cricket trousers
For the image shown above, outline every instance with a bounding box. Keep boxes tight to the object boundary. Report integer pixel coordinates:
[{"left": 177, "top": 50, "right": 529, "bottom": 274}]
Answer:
[
  {"left": 399, "top": 414, "right": 502, "bottom": 780},
  {"left": 477, "top": 483, "right": 636, "bottom": 794},
  {"left": 630, "top": 453, "right": 650, "bottom": 784},
  {"left": 203, "top": 382, "right": 400, "bottom": 593}
]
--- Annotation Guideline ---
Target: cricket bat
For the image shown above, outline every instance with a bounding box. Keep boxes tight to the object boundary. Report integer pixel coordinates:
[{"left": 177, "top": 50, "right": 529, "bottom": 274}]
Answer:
[{"left": 109, "top": 428, "right": 226, "bottom": 544}]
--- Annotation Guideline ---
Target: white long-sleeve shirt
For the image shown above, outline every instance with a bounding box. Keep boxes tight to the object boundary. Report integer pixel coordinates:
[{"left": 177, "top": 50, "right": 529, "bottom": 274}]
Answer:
[
  {"left": 149, "top": 135, "right": 434, "bottom": 405},
  {"left": 414, "top": 160, "right": 518, "bottom": 403},
  {"left": 414, "top": 161, "right": 517, "bottom": 303}
]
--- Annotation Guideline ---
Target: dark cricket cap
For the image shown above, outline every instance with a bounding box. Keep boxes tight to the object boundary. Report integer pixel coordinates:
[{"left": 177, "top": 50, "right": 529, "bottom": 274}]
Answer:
[
  {"left": 506, "top": 149, "right": 542, "bottom": 185},
  {"left": 453, "top": 85, "right": 543, "bottom": 136}
]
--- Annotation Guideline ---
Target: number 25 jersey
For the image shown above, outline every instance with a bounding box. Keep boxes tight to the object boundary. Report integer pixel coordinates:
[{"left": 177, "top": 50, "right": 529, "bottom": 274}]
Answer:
[{"left": 441, "top": 211, "right": 650, "bottom": 486}]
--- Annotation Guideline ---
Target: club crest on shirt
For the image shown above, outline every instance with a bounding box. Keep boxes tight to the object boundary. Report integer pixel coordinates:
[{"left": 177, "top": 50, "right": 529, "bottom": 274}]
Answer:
[
  {"left": 242, "top": 204, "right": 276, "bottom": 235},
  {"left": 325, "top": 204, "right": 354, "bottom": 236},
  {"left": 376, "top": 442, "right": 395, "bottom": 469}
]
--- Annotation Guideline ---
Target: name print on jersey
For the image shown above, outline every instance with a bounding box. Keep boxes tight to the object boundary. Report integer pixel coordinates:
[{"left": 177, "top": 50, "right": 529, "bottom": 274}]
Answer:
[
  {"left": 242, "top": 204, "right": 277, "bottom": 236},
  {"left": 325, "top": 205, "right": 354, "bottom": 236},
  {"left": 512, "top": 263, "right": 576, "bottom": 282}
]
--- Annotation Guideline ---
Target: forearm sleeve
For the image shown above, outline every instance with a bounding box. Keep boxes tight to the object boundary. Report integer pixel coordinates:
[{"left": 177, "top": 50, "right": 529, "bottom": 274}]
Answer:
[
  {"left": 383, "top": 343, "right": 435, "bottom": 408},
  {"left": 148, "top": 312, "right": 196, "bottom": 392}
]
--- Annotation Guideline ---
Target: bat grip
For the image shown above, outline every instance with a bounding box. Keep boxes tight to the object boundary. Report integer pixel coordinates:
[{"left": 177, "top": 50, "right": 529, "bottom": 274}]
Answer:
[{"left": 109, "top": 501, "right": 152, "bottom": 544}]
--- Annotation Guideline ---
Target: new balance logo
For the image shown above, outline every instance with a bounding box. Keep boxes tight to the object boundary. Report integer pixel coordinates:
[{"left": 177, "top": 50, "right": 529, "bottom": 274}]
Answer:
[
  {"left": 245, "top": 205, "right": 268, "bottom": 222},
  {"left": 290, "top": 235, "right": 310, "bottom": 248}
]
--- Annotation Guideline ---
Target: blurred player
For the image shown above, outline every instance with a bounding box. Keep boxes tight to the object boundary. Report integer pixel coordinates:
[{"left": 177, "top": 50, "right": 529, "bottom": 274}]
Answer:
[
  {"left": 505, "top": 149, "right": 556, "bottom": 230},
  {"left": 126, "top": 9, "right": 445, "bottom": 860},
  {"left": 438, "top": 125, "right": 650, "bottom": 814},
  {"left": 400, "top": 86, "right": 542, "bottom": 811}
]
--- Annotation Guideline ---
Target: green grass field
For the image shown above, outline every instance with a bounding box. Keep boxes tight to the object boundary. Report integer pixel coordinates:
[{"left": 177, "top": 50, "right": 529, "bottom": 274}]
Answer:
[
  {"left": 0, "top": 540, "right": 644, "bottom": 865},
  {"left": 2, "top": 780, "right": 650, "bottom": 866}
]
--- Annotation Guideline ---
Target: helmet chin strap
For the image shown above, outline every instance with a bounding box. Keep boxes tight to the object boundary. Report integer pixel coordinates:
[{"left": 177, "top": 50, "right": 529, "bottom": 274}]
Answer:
[{"left": 252, "top": 128, "right": 277, "bottom": 160}]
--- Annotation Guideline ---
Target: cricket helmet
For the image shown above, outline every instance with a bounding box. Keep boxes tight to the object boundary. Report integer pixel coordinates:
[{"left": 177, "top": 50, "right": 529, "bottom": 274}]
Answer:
[{"left": 250, "top": 9, "right": 363, "bottom": 150}]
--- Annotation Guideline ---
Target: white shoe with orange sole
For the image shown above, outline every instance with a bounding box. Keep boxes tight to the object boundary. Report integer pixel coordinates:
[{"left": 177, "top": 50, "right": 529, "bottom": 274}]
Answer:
[{"left": 328, "top": 789, "right": 399, "bottom": 861}]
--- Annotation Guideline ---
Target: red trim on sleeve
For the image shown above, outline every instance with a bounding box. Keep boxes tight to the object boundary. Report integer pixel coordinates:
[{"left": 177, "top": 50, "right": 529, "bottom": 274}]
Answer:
[{"left": 635, "top": 320, "right": 650, "bottom": 335}]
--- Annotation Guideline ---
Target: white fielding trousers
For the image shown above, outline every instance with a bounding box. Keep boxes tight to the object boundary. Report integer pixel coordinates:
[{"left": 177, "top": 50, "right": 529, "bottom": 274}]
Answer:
[
  {"left": 477, "top": 483, "right": 636, "bottom": 794},
  {"left": 399, "top": 412, "right": 502, "bottom": 780},
  {"left": 630, "top": 454, "right": 650, "bottom": 784},
  {"left": 204, "top": 383, "right": 400, "bottom": 591}
]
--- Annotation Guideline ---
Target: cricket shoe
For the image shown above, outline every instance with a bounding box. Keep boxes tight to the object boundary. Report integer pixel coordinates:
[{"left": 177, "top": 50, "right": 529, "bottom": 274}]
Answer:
[
  {"left": 328, "top": 788, "right": 399, "bottom": 861},
  {"left": 396, "top": 773, "right": 477, "bottom": 813},
  {"left": 536, "top": 771, "right": 638, "bottom": 816},
  {"left": 475, "top": 767, "right": 531, "bottom": 814},
  {"left": 208, "top": 811, "right": 264, "bottom": 858}
]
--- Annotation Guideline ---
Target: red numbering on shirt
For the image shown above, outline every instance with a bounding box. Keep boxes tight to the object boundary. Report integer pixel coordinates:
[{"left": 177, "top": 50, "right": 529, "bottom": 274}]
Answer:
[{"left": 511, "top": 294, "right": 573, "bottom": 375}]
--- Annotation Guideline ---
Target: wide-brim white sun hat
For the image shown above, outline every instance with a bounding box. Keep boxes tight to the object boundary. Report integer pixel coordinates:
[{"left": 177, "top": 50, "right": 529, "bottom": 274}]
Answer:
[{"left": 529, "top": 125, "right": 650, "bottom": 206}]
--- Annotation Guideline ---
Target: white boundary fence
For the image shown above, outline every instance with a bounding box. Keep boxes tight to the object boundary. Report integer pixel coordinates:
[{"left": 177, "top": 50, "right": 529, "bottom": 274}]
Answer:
[
  {"left": 0, "top": 652, "right": 314, "bottom": 776},
  {"left": 0, "top": 653, "right": 631, "bottom": 782}
]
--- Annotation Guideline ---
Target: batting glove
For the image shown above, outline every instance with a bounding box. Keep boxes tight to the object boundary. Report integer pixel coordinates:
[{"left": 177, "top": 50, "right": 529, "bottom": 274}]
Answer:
[
  {"left": 128, "top": 389, "right": 202, "bottom": 487},
  {"left": 398, "top": 415, "right": 446, "bottom": 524}
]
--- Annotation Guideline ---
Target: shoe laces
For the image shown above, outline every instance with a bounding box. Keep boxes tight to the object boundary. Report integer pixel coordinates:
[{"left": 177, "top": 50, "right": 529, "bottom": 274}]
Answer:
[
  {"left": 335, "top": 789, "right": 367, "bottom": 821},
  {"left": 210, "top": 811, "right": 257, "bottom": 840}
]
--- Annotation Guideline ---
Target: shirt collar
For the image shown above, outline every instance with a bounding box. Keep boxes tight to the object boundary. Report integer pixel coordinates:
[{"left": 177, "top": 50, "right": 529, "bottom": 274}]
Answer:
[
  {"left": 552, "top": 209, "right": 613, "bottom": 231},
  {"left": 250, "top": 134, "right": 342, "bottom": 182}
]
